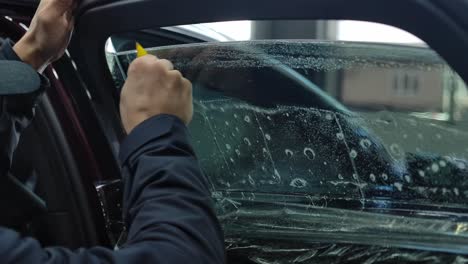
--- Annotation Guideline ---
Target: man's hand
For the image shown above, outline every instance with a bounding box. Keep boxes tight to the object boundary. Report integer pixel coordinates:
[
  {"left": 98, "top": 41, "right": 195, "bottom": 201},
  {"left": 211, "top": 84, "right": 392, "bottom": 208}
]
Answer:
[
  {"left": 120, "top": 55, "right": 193, "bottom": 134},
  {"left": 13, "top": 0, "right": 76, "bottom": 71}
]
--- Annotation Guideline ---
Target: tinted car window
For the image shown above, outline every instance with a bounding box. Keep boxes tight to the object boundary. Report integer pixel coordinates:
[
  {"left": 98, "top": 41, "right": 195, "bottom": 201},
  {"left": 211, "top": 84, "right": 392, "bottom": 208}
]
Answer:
[{"left": 106, "top": 40, "right": 468, "bottom": 260}]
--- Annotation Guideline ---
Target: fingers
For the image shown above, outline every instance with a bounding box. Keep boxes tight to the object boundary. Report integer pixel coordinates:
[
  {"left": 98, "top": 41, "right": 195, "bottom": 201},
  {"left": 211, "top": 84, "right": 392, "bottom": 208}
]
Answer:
[
  {"left": 64, "top": 8, "right": 74, "bottom": 23},
  {"left": 182, "top": 77, "right": 192, "bottom": 89},
  {"left": 45, "top": 0, "right": 77, "bottom": 18},
  {"left": 158, "top": 59, "right": 174, "bottom": 71},
  {"left": 121, "top": 53, "right": 193, "bottom": 132},
  {"left": 54, "top": 0, "right": 76, "bottom": 10},
  {"left": 129, "top": 55, "right": 174, "bottom": 75}
]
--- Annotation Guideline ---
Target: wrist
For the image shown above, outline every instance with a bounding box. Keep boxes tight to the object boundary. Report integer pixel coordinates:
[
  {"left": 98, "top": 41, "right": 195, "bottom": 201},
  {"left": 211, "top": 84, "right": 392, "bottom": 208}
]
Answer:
[{"left": 13, "top": 35, "right": 47, "bottom": 71}]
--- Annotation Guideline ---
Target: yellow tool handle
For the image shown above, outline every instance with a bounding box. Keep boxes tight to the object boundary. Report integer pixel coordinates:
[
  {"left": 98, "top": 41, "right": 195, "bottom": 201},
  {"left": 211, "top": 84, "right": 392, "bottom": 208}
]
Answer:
[{"left": 136, "top": 42, "right": 148, "bottom": 58}]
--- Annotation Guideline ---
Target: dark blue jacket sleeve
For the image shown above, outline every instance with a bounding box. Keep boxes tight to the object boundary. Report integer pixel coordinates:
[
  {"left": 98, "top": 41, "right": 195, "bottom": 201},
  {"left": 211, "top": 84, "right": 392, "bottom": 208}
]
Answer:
[
  {"left": 0, "top": 39, "right": 48, "bottom": 176},
  {"left": 0, "top": 115, "right": 226, "bottom": 263}
]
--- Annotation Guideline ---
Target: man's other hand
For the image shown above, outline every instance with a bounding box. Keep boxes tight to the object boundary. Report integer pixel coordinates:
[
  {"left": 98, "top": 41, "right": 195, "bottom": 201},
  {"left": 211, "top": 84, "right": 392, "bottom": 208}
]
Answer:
[
  {"left": 120, "top": 55, "right": 193, "bottom": 134},
  {"left": 13, "top": 0, "right": 77, "bottom": 71}
]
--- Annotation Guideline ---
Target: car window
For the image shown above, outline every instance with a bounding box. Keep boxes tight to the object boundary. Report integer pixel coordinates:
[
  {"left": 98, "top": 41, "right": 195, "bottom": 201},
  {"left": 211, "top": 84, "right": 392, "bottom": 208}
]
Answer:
[{"left": 105, "top": 21, "right": 468, "bottom": 261}]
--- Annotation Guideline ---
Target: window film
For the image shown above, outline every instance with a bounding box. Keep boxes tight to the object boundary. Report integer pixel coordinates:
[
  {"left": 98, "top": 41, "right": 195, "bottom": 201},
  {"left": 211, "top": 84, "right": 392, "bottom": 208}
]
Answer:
[{"left": 105, "top": 20, "right": 468, "bottom": 261}]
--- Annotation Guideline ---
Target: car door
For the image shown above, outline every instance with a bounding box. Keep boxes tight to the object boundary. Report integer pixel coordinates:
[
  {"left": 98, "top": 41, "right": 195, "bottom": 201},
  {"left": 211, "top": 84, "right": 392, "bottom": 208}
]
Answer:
[
  {"left": 71, "top": 0, "right": 468, "bottom": 262},
  {"left": 0, "top": 13, "right": 114, "bottom": 248}
]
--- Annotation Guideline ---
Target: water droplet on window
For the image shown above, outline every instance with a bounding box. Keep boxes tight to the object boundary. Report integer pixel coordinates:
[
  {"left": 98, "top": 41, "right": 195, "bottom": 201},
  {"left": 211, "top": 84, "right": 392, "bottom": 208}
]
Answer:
[
  {"left": 349, "top": 149, "right": 358, "bottom": 159},
  {"left": 457, "top": 162, "right": 466, "bottom": 170},
  {"left": 418, "top": 134, "right": 424, "bottom": 140},
  {"left": 394, "top": 182, "right": 403, "bottom": 192},
  {"left": 404, "top": 175, "right": 411, "bottom": 183},
  {"left": 290, "top": 178, "right": 308, "bottom": 188},
  {"left": 285, "top": 149, "right": 294, "bottom": 157},
  {"left": 225, "top": 121, "right": 230, "bottom": 126},
  {"left": 235, "top": 127, "right": 240, "bottom": 132},
  {"left": 431, "top": 163, "right": 440, "bottom": 173},
  {"left": 274, "top": 169, "right": 281, "bottom": 181},
  {"left": 230, "top": 158, "right": 235, "bottom": 163},
  {"left": 439, "top": 160, "right": 447, "bottom": 167},
  {"left": 360, "top": 139, "right": 372, "bottom": 149},
  {"left": 286, "top": 113, "right": 290, "bottom": 117},
  {"left": 352, "top": 173, "right": 358, "bottom": 180},
  {"left": 234, "top": 114, "right": 238, "bottom": 119},
  {"left": 231, "top": 132, "right": 236, "bottom": 137},
  {"left": 369, "top": 174, "right": 376, "bottom": 182},
  {"left": 243, "top": 137, "right": 252, "bottom": 146},
  {"left": 338, "top": 174, "right": 344, "bottom": 180},
  {"left": 414, "top": 187, "right": 425, "bottom": 194},
  {"left": 304, "top": 148, "right": 316, "bottom": 160},
  {"left": 436, "top": 134, "right": 442, "bottom": 139},
  {"left": 244, "top": 116, "right": 251, "bottom": 123},
  {"left": 403, "top": 134, "right": 408, "bottom": 139},
  {"left": 390, "top": 144, "right": 404, "bottom": 158},
  {"left": 325, "top": 114, "right": 333, "bottom": 120},
  {"left": 220, "top": 107, "right": 225, "bottom": 112},
  {"left": 323, "top": 161, "right": 327, "bottom": 165},
  {"left": 248, "top": 175, "right": 255, "bottom": 185},
  {"left": 336, "top": 133, "right": 344, "bottom": 140},
  {"left": 267, "top": 116, "right": 272, "bottom": 121},
  {"left": 265, "top": 134, "right": 271, "bottom": 141},
  {"left": 442, "top": 187, "right": 450, "bottom": 196},
  {"left": 262, "top": 148, "right": 268, "bottom": 155},
  {"left": 224, "top": 143, "right": 232, "bottom": 150},
  {"left": 454, "top": 188, "right": 460, "bottom": 196},
  {"left": 235, "top": 149, "right": 241, "bottom": 156},
  {"left": 418, "top": 170, "right": 425, "bottom": 177},
  {"left": 261, "top": 166, "right": 266, "bottom": 172},
  {"left": 382, "top": 173, "right": 388, "bottom": 181}
]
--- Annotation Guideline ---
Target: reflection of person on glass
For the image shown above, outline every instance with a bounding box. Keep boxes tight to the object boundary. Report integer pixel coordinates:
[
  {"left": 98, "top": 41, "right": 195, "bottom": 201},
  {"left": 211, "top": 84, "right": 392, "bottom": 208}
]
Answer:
[{"left": 0, "top": 0, "right": 225, "bottom": 263}]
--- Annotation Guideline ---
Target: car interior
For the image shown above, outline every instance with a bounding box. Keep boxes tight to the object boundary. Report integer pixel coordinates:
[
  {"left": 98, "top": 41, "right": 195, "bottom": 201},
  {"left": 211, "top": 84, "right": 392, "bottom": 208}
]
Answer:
[{"left": 0, "top": 16, "right": 103, "bottom": 248}]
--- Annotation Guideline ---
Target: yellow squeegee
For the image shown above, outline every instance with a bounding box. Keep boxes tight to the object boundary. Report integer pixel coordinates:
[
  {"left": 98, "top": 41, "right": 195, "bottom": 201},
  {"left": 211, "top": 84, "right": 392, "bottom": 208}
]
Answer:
[{"left": 136, "top": 42, "right": 148, "bottom": 58}]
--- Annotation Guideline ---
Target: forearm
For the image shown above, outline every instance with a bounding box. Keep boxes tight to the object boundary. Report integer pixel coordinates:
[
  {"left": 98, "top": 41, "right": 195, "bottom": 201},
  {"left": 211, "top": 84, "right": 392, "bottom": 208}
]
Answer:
[
  {"left": 119, "top": 114, "right": 225, "bottom": 263},
  {"left": 0, "top": 115, "right": 225, "bottom": 263}
]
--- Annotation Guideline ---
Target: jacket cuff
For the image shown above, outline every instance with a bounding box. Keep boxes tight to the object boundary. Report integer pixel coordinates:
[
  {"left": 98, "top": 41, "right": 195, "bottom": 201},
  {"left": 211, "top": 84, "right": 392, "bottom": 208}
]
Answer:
[
  {"left": 1, "top": 39, "right": 22, "bottom": 61},
  {"left": 1, "top": 39, "right": 50, "bottom": 90},
  {"left": 119, "top": 114, "right": 188, "bottom": 166}
]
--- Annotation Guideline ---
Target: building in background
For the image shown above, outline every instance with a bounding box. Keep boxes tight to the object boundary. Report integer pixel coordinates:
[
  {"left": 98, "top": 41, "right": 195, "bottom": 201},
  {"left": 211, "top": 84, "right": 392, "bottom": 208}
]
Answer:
[{"left": 248, "top": 20, "right": 468, "bottom": 122}]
